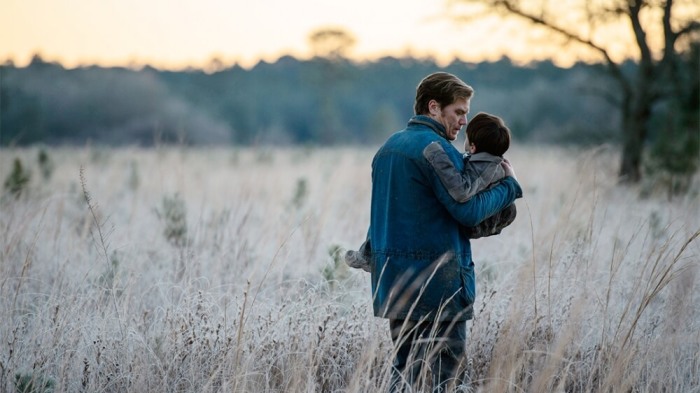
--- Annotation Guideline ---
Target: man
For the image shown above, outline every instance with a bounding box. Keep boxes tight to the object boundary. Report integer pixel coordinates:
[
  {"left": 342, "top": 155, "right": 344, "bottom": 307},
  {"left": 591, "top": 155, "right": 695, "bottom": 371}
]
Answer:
[{"left": 367, "top": 72, "right": 522, "bottom": 391}]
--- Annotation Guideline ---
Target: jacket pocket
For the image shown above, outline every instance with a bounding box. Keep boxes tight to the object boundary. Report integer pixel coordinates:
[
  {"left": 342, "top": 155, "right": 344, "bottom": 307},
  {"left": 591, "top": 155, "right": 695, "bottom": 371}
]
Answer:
[{"left": 459, "top": 262, "right": 476, "bottom": 306}]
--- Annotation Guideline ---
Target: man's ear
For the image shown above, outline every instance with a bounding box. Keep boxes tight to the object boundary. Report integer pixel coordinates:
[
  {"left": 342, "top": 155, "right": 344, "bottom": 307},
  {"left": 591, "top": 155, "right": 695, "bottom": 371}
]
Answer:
[{"left": 428, "top": 100, "right": 441, "bottom": 116}]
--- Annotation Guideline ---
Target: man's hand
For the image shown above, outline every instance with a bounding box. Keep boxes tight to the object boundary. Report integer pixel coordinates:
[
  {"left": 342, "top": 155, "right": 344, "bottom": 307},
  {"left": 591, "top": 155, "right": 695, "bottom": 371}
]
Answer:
[{"left": 501, "top": 158, "right": 517, "bottom": 181}]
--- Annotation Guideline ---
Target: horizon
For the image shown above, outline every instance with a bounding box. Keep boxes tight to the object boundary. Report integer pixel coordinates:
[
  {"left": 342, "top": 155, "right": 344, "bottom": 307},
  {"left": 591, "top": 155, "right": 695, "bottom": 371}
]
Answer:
[{"left": 2, "top": 50, "right": 621, "bottom": 73}]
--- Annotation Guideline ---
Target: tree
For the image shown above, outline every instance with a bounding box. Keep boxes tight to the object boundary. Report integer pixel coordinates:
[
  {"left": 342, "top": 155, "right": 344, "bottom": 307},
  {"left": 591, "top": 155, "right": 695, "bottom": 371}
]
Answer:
[
  {"left": 307, "top": 28, "right": 357, "bottom": 144},
  {"left": 308, "top": 27, "right": 356, "bottom": 60},
  {"left": 456, "top": 0, "right": 700, "bottom": 183}
]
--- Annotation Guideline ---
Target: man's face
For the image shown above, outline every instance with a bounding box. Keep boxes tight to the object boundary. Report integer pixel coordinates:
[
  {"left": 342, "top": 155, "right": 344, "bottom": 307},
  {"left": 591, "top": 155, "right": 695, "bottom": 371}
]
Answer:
[{"left": 429, "top": 97, "right": 470, "bottom": 141}]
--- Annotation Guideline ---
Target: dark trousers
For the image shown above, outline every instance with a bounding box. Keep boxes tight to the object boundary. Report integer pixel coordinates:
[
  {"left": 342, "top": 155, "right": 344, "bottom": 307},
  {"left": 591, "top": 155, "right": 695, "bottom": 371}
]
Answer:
[{"left": 389, "top": 318, "right": 467, "bottom": 392}]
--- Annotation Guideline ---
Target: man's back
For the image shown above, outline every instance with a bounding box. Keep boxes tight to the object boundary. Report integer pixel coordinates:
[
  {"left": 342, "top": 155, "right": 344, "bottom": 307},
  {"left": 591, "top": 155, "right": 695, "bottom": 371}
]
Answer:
[{"left": 369, "top": 117, "right": 521, "bottom": 321}]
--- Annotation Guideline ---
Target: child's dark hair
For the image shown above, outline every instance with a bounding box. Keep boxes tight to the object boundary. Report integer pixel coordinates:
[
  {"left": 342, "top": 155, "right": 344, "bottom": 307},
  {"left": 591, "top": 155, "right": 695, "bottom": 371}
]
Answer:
[{"left": 466, "top": 112, "right": 511, "bottom": 156}]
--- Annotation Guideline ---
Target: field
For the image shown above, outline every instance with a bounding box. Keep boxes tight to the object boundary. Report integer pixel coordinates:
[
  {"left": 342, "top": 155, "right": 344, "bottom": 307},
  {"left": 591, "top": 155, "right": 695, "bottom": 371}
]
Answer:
[{"left": 1, "top": 145, "right": 698, "bottom": 392}]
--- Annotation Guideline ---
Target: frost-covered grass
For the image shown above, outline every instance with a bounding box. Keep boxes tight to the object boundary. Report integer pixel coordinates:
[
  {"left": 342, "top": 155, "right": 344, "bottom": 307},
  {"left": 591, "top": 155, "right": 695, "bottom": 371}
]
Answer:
[{"left": 1, "top": 145, "right": 698, "bottom": 392}]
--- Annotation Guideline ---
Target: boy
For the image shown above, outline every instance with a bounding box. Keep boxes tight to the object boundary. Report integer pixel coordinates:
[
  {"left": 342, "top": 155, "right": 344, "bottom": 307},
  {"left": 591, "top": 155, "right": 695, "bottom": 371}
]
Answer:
[{"left": 346, "top": 112, "right": 517, "bottom": 271}]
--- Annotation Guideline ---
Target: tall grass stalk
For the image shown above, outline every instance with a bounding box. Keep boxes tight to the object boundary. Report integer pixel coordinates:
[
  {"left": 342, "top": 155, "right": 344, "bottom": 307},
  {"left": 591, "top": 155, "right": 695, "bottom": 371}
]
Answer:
[{"left": 79, "top": 165, "right": 124, "bottom": 339}]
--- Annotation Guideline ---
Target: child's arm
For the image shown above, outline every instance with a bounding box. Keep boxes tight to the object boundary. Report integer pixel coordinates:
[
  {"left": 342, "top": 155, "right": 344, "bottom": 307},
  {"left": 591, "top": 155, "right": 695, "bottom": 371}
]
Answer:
[{"left": 423, "top": 141, "right": 493, "bottom": 203}]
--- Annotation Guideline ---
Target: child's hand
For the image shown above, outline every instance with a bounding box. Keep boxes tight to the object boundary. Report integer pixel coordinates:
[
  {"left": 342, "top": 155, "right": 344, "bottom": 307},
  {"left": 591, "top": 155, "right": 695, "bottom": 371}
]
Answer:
[{"left": 501, "top": 158, "right": 518, "bottom": 181}]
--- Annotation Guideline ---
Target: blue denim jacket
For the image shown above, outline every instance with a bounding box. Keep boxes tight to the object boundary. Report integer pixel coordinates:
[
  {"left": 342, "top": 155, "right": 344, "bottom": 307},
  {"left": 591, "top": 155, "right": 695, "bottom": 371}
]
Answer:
[{"left": 369, "top": 115, "right": 523, "bottom": 321}]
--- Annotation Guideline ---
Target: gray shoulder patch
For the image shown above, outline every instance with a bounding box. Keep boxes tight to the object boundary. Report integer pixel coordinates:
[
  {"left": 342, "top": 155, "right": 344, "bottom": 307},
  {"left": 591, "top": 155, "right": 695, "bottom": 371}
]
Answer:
[{"left": 423, "top": 142, "right": 485, "bottom": 203}]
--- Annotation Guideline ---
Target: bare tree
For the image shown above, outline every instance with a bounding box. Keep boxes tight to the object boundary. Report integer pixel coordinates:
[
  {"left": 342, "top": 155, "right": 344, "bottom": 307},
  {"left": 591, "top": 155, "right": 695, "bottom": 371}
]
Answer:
[{"left": 455, "top": 0, "right": 699, "bottom": 183}]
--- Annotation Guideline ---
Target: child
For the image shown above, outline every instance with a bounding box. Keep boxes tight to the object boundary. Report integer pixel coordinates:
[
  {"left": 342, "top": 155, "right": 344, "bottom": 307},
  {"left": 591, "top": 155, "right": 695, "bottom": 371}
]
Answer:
[{"left": 346, "top": 112, "right": 517, "bottom": 272}]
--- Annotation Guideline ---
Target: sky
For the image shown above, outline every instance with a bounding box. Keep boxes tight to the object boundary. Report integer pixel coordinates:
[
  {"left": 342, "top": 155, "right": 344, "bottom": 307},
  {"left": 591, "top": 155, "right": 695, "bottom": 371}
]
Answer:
[{"left": 0, "top": 0, "right": 669, "bottom": 70}]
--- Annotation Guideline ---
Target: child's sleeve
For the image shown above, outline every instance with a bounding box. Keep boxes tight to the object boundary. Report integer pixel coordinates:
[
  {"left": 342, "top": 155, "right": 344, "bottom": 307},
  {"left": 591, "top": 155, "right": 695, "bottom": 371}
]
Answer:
[{"left": 423, "top": 141, "right": 490, "bottom": 203}]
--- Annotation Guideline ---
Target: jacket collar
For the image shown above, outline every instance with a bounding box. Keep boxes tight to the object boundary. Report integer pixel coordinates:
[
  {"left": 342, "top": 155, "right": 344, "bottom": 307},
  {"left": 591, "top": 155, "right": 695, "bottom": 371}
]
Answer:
[
  {"left": 467, "top": 152, "right": 503, "bottom": 163},
  {"left": 407, "top": 115, "right": 448, "bottom": 140}
]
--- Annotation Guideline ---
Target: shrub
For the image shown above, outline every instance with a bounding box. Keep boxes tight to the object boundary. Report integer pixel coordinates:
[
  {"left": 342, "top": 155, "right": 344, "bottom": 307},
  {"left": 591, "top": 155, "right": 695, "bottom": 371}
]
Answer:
[
  {"left": 155, "top": 193, "right": 189, "bottom": 247},
  {"left": 14, "top": 372, "right": 54, "bottom": 393},
  {"left": 37, "top": 148, "right": 54, "bottom": 181},
  {"left": 3, "top": 158, "right": 31, "bottom": 198}
]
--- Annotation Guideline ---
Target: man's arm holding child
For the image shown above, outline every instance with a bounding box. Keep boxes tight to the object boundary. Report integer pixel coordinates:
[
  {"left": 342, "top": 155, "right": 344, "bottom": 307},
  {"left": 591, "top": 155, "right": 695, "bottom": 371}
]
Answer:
[
  {"left": 423, "top": 142, "right": 518, "bottom": 238},
  {"left": 423, "top": 142, "right": 490, "bottom": 203}
]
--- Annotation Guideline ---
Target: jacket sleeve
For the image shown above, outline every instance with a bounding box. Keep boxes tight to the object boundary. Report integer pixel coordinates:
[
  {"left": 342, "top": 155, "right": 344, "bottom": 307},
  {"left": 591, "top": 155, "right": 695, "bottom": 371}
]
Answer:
[
  {"left": 434, "top": 175, "right": 522, "bottom": 228},
  {"left": 464, "top": 203, "right": 518, "bottom": 238},
  {"left": 423, "top": 142, "right": 488, "bottom": 203},
  {"left": 422, "top": 141, "right": 523, "bottom": 227}
]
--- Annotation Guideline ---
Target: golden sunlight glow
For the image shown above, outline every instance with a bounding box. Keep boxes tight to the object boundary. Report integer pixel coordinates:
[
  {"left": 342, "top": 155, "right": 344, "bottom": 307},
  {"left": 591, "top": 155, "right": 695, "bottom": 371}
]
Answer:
[{"left": 1, "top": 0, "right": 693, "bottom": 69}]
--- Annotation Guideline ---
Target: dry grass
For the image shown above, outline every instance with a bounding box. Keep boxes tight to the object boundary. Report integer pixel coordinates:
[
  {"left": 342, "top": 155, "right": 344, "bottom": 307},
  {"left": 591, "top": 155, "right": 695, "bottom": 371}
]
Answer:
[{"left": 0, "top": 145, "right": 698, "bottom": 392}]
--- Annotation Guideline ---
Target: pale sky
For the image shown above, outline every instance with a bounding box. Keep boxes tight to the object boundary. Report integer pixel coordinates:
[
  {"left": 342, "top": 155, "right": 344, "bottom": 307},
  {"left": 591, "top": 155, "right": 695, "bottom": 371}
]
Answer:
[{"left": 0, "top": 0, "right": 671, "bottom": 70}]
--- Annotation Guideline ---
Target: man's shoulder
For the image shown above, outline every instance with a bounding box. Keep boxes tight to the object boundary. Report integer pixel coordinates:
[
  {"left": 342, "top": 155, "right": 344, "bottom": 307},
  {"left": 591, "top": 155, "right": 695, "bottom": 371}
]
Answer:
[
  {"left": 423, "top": 140, "right": 465, "bottom": 167},
  {"left": 379, "top": 128, "right": 450, "bottom": 157}
]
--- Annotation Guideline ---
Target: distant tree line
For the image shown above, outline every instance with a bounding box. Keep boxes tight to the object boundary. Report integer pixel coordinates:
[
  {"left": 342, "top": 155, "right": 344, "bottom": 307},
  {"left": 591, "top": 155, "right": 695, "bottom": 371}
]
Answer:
[
  {"left": 1, "top": 52, "right": 698, "bottom": 187},
  {"left": 2, "top": 54, "right": 635, "bottom": 148}
]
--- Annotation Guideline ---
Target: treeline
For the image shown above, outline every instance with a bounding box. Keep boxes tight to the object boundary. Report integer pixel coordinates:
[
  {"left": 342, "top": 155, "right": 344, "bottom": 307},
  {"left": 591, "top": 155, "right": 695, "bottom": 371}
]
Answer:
[{"left": 1, "top": 55, "right": 633, "bottom": 147}]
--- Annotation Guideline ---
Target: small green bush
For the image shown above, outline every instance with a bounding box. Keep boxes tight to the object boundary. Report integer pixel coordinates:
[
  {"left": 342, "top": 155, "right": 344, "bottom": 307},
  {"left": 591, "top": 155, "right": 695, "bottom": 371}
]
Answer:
[
  {"left": 321, "top": 244, "right": 349, "bottom": 290},
  {"left": 37, "top": 148, "right": 54, "bottom": 181},
  {"left": 155, "top": 193, "right": 189, "bottom": 247},
  {"left": 14, "top": 372, "right": 54, "bottom": 393},
  {"left": 4, "top": 158, "right": 31, "bottom": 198}
]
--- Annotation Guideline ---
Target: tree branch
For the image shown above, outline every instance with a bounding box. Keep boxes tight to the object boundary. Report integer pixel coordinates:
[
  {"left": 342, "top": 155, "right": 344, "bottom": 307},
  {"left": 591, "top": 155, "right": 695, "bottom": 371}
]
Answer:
[
  {"left": 675, "top": 20, "right": 700, "bottom": 41},
  {"left": 628, "top": 1, "right": 653, "bottom": 65},
  {"left": 663, "top": 0, "right": 674, "bottom": 57},
  {"left": 489, "top": 0, "right": 632, "bottom": 97}
]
